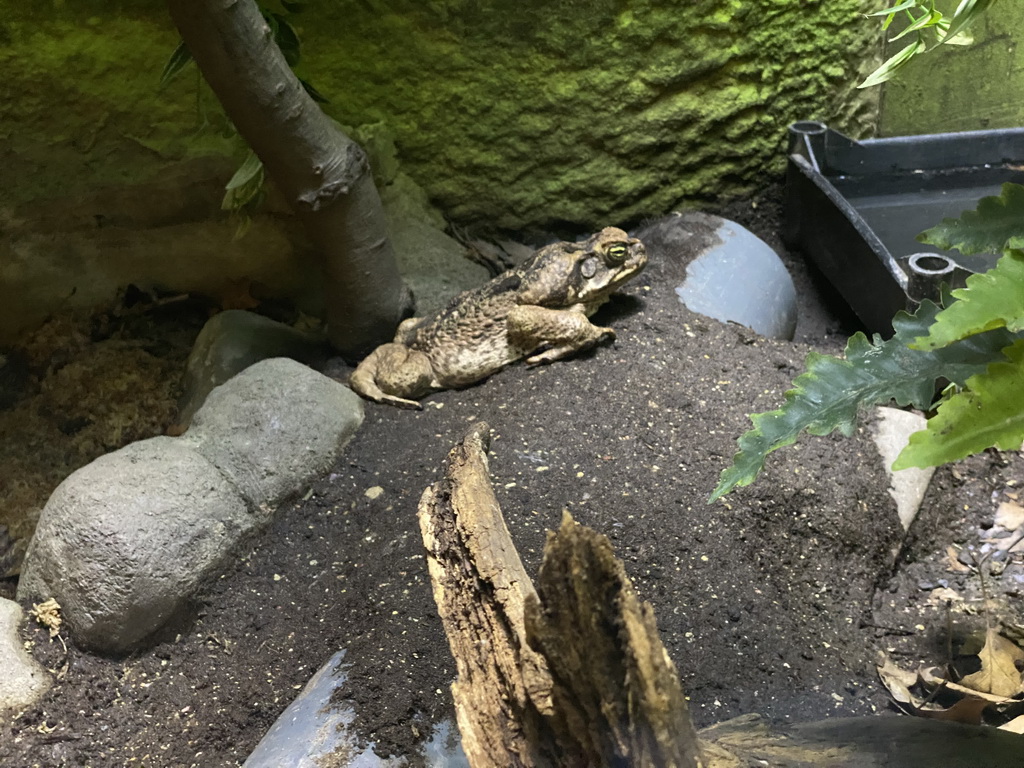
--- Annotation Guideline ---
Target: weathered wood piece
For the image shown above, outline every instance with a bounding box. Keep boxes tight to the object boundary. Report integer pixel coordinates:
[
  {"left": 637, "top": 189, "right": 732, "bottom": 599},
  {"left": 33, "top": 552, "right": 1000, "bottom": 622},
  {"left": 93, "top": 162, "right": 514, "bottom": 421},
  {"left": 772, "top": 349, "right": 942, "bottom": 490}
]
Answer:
[
  {"left": 418, "top": 423, "right": 703, "bottom": 767},
  {"left": 699, "top": 713, "right": 1024, "bottom": 767},
  {"left": 417, "top": 422, "right": 556, "bottom": 768},
  {"left": 525, "top": 512, "right": 704, "bottom": 767}
]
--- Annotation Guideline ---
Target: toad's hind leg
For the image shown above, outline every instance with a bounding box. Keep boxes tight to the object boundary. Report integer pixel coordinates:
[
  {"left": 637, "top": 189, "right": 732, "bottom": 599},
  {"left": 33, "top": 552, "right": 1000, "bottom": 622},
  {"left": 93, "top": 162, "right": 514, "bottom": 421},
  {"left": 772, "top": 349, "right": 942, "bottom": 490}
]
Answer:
[
  {"left": 348, "top": 343, "right": 436, "bottom": 409},
  {"left": 507, "top": 305, "right": 615, "bottom": 364}
]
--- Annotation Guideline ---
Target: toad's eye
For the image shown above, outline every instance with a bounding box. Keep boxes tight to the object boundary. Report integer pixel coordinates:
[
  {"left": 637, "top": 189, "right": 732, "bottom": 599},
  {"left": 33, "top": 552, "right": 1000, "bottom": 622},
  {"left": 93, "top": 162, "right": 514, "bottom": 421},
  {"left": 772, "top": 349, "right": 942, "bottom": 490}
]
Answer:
[{"left": 606, "top": 243, "right": 629, "bottom": 263}]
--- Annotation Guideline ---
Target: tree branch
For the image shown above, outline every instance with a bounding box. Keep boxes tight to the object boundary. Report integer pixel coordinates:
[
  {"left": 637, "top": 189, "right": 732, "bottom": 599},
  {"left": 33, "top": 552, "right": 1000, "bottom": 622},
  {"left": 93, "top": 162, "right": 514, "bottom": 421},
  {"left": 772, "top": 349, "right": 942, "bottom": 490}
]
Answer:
[{"left": 166, "top": 0, "right": 411, "bottom": 357}]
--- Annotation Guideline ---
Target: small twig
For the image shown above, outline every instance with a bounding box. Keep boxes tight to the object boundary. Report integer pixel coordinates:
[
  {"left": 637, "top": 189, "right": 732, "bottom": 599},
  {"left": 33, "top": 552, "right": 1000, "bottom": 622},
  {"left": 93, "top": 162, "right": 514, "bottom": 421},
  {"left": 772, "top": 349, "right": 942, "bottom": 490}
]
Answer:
[{"left": 858, "top": 620, "right": 916, "bottom": 637}]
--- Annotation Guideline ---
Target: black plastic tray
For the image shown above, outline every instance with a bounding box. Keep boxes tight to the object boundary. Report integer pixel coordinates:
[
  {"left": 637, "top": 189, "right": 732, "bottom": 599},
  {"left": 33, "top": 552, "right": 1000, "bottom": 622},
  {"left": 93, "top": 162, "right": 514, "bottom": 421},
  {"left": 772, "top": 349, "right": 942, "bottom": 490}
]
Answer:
[{"left": 783, "top": 121, "right": 1024, "bottom": 333}]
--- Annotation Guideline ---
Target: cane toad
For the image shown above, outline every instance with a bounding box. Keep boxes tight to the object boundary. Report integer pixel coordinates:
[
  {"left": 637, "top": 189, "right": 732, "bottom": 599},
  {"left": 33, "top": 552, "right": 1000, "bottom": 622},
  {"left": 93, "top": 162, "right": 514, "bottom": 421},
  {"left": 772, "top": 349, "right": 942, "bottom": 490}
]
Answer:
[{"left": 349, "top": 227, "right": 647, "bottom": 408}]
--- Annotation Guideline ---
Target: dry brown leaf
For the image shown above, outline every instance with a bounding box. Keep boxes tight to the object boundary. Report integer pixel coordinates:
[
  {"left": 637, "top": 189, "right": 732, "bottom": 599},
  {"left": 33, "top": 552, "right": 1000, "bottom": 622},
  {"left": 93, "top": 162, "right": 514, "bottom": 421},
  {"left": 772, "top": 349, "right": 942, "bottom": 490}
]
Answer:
[
  {"left": 1000, "top": 714, "right": 1024, "bottom": 733},
  {"left": 926, "top": 586, "right": 962, "bottom": 605},
  {"left": 918, "top": 695, "right": 989, "bottom": 725},
  {"left": 918, "top": 666, "right": 1017, "bottom": 705},
  {"left": 960, "top": 629, "right": 1024, "bottom": 698},
  {"left": 880, "top": 659, "right": 1002, "bottom": 723},
  {"left": 995, "top": 501, "right": 1024, "bottom": 531},
  {"left": 945, "top": 545, "right": 972, "bottom": 573},
  {"left": 877, "top": 657, "right": 919, "bottom": 706}
]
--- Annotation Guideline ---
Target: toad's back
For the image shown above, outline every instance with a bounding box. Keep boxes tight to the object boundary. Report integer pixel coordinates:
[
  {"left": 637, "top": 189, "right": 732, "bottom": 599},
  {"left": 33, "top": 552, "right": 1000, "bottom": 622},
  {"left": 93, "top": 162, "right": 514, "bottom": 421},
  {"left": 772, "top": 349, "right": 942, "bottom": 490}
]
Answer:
[{"left": 400, "top": 273, "right": 530, "bottom": 388}]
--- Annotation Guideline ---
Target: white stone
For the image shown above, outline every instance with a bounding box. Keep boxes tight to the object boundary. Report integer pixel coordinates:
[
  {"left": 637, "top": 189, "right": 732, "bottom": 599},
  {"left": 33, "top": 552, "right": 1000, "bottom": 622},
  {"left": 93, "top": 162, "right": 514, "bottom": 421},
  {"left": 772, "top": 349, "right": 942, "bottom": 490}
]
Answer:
[
  {"left": 0, "top": 598, "right": 51, "bottom": 716},
  {"left": 871, "top": 407, "right": 936, "bottom": 532}
]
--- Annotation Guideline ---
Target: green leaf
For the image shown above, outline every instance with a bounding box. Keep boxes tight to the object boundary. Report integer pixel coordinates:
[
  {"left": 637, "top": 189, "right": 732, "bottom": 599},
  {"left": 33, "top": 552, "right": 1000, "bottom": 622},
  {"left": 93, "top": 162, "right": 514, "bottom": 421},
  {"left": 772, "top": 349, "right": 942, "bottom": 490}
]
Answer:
[
  {"left": 913, "top": 251, "right": 1024, "bottom": 349},
  {"left": 941, "top": 0, "right": 997, "bottom": 44},
  {"left": 299, "top": 78, "right": 330, "bottom": 104},
  {"left": 280, "top": 0, "right": 305, "bottom": 12},
  {"left": 889, "top": 9, "right": 943, "bottom": 42},
  {"left": 918, "top": 183, "right": 1024, "bottom": 256},
  {"left": 709, "top": 301, "right": 1017, "bottom": 503},
  {"left": 866, "top": 0, "right": 919, "bottom": 17},
  {"left": 270, "top": 13, "right": 301, "bottom": 66},
  {"left": 935, "top": 16, "right": 976, "bottom": 45},
  {"left": 859, "top": 38, "right": 927, "bottom": 88},
  {"left": 894, "top": 337, "right": 1024, "bottom": 468},
  {"left": 224, "top": 151, "right": 264, "bottom": 191},
  {"left": 159, "top": 40, "right": 193, "bottom": 89}
]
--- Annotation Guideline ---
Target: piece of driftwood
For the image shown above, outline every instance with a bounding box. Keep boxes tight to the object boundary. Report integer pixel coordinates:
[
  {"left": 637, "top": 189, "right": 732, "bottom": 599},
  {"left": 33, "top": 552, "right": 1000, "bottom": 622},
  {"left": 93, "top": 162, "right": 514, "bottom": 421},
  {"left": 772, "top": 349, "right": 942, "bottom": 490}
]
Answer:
[
  {"left": 419, "top": 424, "right": 1024, "bottom": 768},
  {"left": 524, "top": 511, "right": 705, "bottom": 767},
  {"left": 417, "top": 422, "right": 557, "bottom": 767},
  {"left": 699, "top": 713, "right": 1024, "bottom": 767},
  {"left": 418, "top": 422, "right": 703, "bottom": 767}
]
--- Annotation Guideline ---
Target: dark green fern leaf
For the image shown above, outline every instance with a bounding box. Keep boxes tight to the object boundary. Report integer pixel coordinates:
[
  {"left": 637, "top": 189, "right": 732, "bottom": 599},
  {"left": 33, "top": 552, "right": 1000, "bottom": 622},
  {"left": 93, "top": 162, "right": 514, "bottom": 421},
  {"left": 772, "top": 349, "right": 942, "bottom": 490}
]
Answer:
[
  {"left": 919, "top": 183, "right": 1024, "bottom": 256},
  {"left": 709, "top": 300, "right": 1017, "bottom": 503}
]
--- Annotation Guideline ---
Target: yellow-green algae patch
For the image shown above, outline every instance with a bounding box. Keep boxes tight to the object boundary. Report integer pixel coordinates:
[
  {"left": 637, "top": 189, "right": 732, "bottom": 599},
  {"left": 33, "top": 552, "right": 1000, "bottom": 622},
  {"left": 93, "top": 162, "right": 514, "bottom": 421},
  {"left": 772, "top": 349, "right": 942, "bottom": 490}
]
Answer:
[
  {"left": 0, "top": 3, "right": 237, "bottom": 206},
  {"left": 3, "top": 0, "right": 878, "bottom": 229}
]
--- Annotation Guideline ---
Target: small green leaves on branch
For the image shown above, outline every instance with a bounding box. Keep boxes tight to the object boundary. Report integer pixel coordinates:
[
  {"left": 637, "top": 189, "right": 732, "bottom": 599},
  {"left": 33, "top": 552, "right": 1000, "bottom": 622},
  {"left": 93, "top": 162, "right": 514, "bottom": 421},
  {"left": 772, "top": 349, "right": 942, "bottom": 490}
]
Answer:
[
  {"left": 222, "top": 151, "right": 266, "bottom": 238},
  {"left": 859, "top": 0, "right": 998, "bottom": 88}
]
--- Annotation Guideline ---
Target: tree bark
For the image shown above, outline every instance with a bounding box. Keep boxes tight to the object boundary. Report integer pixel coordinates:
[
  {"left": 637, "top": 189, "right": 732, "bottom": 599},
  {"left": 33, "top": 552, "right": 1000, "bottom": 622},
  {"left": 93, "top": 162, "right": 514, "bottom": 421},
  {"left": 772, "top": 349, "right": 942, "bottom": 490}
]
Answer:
[
  {"left": 525, "top": 512, "right": 704, "bottom": 768},
  {"left": 167, "top": 0, "right": 412, "bottom": 358},
  {"left": 417, "top": 422, "right": 558, "bottom": 767}
]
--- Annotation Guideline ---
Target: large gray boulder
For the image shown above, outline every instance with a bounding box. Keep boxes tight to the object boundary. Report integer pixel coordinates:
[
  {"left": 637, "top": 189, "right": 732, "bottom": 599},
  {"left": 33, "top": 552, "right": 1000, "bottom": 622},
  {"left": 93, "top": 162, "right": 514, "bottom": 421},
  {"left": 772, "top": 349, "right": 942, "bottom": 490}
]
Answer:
[
  {"left": 17, "top": 359, "right": 362, "bottom": 653},
  {"left": 185, "top": 358, "right": 360, "bottom": 511}
]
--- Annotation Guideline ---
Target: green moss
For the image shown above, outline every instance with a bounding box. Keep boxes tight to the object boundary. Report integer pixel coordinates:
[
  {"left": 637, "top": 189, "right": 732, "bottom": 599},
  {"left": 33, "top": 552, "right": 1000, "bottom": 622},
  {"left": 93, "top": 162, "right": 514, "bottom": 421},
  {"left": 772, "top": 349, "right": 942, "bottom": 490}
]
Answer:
[
  {"left": 0, "top": 8, "right": 235, "bottom": 205},
  {"left": 4, "top": 0, "right": 877, "bottom": 229}
]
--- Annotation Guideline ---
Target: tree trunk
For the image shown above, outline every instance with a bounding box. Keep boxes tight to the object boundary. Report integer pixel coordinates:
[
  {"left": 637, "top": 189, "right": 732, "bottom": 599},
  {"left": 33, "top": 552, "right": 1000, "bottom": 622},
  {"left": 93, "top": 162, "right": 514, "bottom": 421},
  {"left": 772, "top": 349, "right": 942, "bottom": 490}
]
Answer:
[{"left": 167, "top": 0, "right": 412, "bottom": 359}]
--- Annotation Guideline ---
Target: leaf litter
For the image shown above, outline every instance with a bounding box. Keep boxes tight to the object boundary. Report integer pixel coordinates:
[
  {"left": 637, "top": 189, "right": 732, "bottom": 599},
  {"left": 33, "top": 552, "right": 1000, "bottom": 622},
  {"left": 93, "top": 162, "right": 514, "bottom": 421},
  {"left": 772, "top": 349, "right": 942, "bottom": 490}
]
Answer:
[{"left": 878, "top": 627, "right": 1024, "bottom": 727}]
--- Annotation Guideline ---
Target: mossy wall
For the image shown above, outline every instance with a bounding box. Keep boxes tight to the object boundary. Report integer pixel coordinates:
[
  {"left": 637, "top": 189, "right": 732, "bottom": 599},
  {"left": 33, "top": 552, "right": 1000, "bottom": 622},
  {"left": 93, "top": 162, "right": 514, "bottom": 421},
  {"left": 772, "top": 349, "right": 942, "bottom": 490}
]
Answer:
[
  {"left": 2, "top": 0, "right": 878, "bottom": 231},
  {"left": 300, "top": 0, "right": 880, "bottom": 230},
  {"left": 0, "top": 2, "right": 235, "bottom": 204},
  {"left": 879, "top": 3, "right": 1024, "bottom": 135}
]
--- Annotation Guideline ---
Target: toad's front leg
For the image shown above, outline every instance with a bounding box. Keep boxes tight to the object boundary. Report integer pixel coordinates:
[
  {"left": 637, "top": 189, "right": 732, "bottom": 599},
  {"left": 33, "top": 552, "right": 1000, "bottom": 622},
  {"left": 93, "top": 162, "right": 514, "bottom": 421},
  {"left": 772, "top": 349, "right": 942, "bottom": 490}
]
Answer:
[
  {"left": 348, "top": 343, "right": 437, "bottom": 409},
  {"left": 507, "top": 305, "right": 615, "bottom": 365}
]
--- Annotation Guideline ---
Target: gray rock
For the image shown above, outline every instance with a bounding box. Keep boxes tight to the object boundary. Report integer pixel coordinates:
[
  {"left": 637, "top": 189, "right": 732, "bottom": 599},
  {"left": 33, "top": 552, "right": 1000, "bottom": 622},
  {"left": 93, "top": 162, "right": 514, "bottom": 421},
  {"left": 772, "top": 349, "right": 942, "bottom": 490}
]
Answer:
[
  {"left": 185, "top": 358, "right": 364, "bottom": 512},
  {"left": 17, "top": 359, "right": 362, "bottom": 652},
  {"left": 177, "top": 310, "right": 329, "bottom": 426},
  {"left": 0, "top": 598, "right": 51, "bottom": 715},
  {"left": 388, "top": 200, "right": 490, "bottom": 318},
  {"left": 17, "top": 437, "right": 251, "bottom": 651}
]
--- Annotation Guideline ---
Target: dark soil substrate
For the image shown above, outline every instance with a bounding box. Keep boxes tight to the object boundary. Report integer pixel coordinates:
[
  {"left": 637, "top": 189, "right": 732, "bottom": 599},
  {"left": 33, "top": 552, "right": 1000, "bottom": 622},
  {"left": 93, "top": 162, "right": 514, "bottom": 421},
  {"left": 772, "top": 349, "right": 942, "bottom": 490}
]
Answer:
[{"left": 4, "top": 189, "right": 1021, "bottom": 767}]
